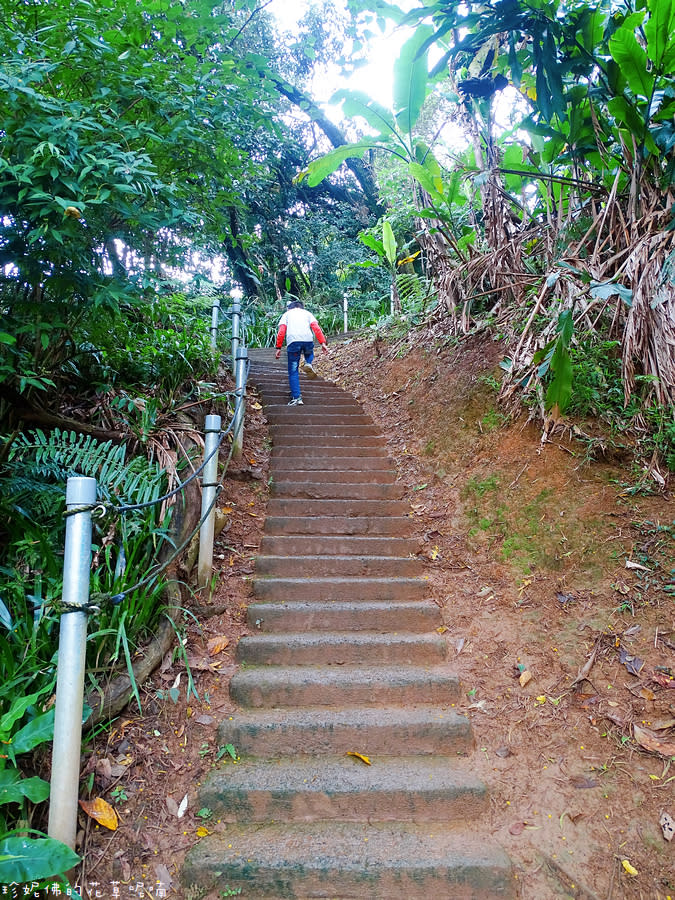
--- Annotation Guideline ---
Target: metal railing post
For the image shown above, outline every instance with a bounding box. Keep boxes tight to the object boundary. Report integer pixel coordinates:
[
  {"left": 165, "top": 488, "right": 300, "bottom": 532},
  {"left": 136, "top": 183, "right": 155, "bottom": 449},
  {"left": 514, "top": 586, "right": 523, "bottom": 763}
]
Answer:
[
  {"left": 343, "top": 294, "right": 348, "bottom": 334},
  {"left": 48, "top": 476, "right": 96, "bottom": 850},
  {"left": 197, "top": 415, "right": 221, "bottom": 590},
  {"left": 231, "top": 299, "right": 241, "bottom": 375},
  {"left": 232, "top": 347, "right": 248, "bottom": 459},
  {"left": 210, "top": 295, "right": 221, "bottom": 353}
]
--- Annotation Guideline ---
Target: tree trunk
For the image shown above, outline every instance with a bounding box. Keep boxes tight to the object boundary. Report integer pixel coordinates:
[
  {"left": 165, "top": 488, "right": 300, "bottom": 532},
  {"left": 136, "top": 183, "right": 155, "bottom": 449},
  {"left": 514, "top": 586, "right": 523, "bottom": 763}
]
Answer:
[{"left": 270, "top": 75, "right": 383, "bottom": 217}]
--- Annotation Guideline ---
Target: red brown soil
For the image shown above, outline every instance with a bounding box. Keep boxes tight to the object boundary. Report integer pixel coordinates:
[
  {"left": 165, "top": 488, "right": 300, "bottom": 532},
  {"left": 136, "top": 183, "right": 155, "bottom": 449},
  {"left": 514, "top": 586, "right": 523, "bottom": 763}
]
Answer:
[{"left": 77, "top": 331, "right": 674, "bottom": 900}]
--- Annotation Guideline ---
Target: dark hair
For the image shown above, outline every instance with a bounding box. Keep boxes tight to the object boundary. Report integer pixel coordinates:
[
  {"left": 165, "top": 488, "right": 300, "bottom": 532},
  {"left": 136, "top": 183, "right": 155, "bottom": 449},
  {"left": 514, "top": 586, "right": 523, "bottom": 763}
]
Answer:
[{"left": 287, "top": 300, "right": 304, "bottom": 309}]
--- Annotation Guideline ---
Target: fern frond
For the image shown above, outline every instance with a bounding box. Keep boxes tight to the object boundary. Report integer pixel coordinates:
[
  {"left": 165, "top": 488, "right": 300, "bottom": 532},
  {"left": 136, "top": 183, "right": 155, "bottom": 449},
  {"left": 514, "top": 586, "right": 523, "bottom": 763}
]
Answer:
[{"left": 8, "top": 428, "right": 166, "bottom": 507}]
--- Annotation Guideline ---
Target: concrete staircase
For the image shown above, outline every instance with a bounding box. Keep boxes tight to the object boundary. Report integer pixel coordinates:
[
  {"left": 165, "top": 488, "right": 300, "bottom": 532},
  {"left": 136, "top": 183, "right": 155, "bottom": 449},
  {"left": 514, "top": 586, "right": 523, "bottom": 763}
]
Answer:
[{"left": 182, "top": 349, "right": 513, "bottom": 899}]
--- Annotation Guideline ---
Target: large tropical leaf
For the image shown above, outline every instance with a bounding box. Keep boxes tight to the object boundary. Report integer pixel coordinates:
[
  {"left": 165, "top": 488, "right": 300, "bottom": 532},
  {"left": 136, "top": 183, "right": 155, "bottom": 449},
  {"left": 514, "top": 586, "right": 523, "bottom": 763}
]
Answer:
[
  {"left": 393, "top": 26, "right": 433, "bottom": 136},
  {"left": 332, "top": 89, "right": 397, "bottom": 138},
  {"left": 0, "top": 835, "right": 80, "bottom": 882},
  {"left": 0, "top": 770, "right": 50, "bottom": 806},
  {"left": 300, "top": 141, "right": 377, "bottom": 188},
  {"left": 645, "top": 0, "right": 675, "bottom": 72},
  {"left": 609, "top": 18, "right": 653, "bottom": 100},
  {"left": 382, "top": 220, "right": 397, "bottom": 269}
]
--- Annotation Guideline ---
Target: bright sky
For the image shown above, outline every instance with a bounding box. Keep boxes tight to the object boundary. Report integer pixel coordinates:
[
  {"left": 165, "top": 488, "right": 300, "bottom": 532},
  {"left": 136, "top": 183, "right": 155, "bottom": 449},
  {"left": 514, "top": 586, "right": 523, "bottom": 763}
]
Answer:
[{"left": 269, "top": 0, "right": 413, "bottom": 112}]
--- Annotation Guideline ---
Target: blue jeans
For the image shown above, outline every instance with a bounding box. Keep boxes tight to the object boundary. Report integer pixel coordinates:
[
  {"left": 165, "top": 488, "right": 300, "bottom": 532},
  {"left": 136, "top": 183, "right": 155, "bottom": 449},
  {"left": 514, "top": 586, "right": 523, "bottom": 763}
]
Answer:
[{"left": 286, "top": 341, "right": 314, "bottom": 399}]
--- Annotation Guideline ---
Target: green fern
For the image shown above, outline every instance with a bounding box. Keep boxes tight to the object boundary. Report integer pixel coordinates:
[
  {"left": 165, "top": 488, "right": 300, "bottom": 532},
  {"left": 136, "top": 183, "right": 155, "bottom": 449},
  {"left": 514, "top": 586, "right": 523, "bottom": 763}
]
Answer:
[
  {"left": 396, "top": 272, "right": 436, "bottom": 312},
  {"left": 8, "top": 428, "right": 166, "bottom": 506}
]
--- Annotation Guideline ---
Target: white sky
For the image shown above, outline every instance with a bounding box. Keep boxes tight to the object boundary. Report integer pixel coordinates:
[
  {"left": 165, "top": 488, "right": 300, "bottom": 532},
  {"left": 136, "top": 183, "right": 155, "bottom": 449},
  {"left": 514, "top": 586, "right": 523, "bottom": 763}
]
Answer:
[{"left": 269, "top": 0, "right": 413, "bottom": 112}]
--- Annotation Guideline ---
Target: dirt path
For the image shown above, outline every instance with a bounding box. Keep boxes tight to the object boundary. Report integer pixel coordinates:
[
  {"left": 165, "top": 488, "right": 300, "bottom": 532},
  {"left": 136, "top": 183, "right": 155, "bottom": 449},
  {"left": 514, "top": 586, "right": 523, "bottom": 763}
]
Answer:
[{"left": 78, "top": 332, "right": 673, "bottom": 899}]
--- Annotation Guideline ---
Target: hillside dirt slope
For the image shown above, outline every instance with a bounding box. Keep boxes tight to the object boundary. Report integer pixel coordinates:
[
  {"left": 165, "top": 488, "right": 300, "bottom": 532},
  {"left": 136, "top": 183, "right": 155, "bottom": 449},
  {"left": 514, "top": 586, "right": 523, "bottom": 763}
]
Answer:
[{"left": 77, "top": 330, "right": 673, "bottom": 900}]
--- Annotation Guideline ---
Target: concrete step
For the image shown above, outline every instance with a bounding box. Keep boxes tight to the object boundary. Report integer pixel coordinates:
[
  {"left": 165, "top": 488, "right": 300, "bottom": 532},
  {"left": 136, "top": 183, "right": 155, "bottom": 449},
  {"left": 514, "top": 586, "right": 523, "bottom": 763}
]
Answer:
[
  {"left": 257, "top": 387, "right": 354, "bottom": 399},
  {"left": 270, "top": 480, "right": 403, "bottom": 500},
  {"left": 246, "top": 599, "right": 440, "bottom": 632},
  {"left": 255, "top": 554, "right": 423, "bottom": 578},
  {"left": 271, "top": 448, "right": 390, "bottom": 461},
  {"left": 266, "top": 498, "right": 410, "bottom": 517},
  {"left": 272, "top": 433, "right": 387, "bottom": 447},
  {"left": 216, "top": 707, "right": 473, "bottom": 757},
  {"left": 229, "top": 664, "right": 460, "bottom": 708},
  {"left": 266, "top": 412, "right": 373, "bottom": 426},
  {"left": 198, "top": 756, "right": 488, "bottom": 824},
  {"left": 269, "top": 469, "right": 397, "bottom": 484},
  {"left": 262, "top": 396, "right": 361, "bottom": 406},
  {"left": 236, "top": 631, "right": 447, "bottom": 667},
  {"left": 270, "top": 424, "right": 380, "bottom": 437},
  {"left": 260, "top": 533, "right": 417, "bottom": 557},
  {"left": 263, "top": 516, "right": 414, "bottom": 536},
  {"left": 183, "top": 822, "right": 513, "bottom": 899},
  {"left": 252, "top": 576, "right": 427, "bottom": 602}
]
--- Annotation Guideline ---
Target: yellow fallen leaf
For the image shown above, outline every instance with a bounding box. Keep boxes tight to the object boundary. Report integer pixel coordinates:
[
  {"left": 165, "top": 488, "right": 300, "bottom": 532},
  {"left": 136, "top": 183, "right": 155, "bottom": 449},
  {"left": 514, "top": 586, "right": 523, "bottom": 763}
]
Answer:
[
  {"left": 196, "top": 826, "right": 210, "bottom": 837},
  {"left": 249, "top": 458, "right": 257, "bottom": 464},
  {"left": 346, "top": 751, "right": 371, "bottom": 766},
  {"left": 250, "top": 402, "right": 262, "bottom": 410},
  {"left": 221, "top": 507, "right": 234, "bottom": 515},
  {"left": 535, "top": 695, "right": 547, "bottom": 704},
  {"left": 519, "top": 671, "right": 532, "bottom": 687},
  {"left": 430, "top": 546, "right": 440, "bottom": 561},
  {"left": 621, "top": 859, "right": 638, "bottom": 877},
  {"left": 247, "top": 512, "right": 259, "bottom": 518},
  {"left": 436, "top": 625, "right": 449, "bottom": 634},
  {"left": 207, "top": 635, "right": 230, "bottom": 656},
  {"left": 79, "top": 797, "right": 118, "bottom": 831}
]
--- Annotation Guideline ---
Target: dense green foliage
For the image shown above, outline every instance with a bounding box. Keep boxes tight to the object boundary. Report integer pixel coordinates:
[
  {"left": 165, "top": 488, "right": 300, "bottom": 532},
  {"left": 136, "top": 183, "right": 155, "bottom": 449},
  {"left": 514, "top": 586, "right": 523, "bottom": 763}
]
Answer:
[
  {"left": 2, "top": 0, "right": 674, "bottom": 884},
  {"left": 307, "top": 0, "right": 675, "bottom": 468}
]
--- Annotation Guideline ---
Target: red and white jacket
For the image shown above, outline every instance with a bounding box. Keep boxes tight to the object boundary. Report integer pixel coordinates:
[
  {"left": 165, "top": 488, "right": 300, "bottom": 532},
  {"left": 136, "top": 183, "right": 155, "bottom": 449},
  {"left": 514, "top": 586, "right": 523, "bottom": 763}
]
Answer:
[{"left": 275, "top": 307, "right": 327, "bottom": 349}]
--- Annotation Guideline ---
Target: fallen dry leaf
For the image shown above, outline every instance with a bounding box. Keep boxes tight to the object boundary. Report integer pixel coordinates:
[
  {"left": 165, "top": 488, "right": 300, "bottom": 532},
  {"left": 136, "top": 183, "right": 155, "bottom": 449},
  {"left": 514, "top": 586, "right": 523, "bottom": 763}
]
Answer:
[
  {"left": 569, "top": 775, "right": 600, "bottom": 789},
  {"left": 346, "top": 751, "right": 371, "bottom": 766},
  {"left": 633, "top": 724, "right": 675, "bottom": 757},
  {"left": 207, "top": 635, "right": 230, "bottom": 656},
  {"left": 153, "top": 863, "right": 172, "bottom": 891},
  {"left": 196, "top": 826, "right": 210, "bottom": 838},
  {"left": 519, "top": 670, "right": 532, "bottom": 687},
  {"left": 508, "top": 821, "right": 525, "bottom": 835},
  {"left": 651, "top": 717, "right": 675, "bottom": 731},
  {"left": 79, "top": 797, "right": 118, "bottom": 831}
]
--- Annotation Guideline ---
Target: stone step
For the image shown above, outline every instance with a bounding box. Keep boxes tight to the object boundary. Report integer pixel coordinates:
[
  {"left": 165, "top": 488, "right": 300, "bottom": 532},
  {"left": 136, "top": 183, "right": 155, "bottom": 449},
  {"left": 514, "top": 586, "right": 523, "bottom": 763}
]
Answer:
[
  {"left": 269, "top": 468, "right": 397, "bottom": 483},
  {"left": 257, "top": 388, "right": 356, "bottom": 400},
  {"left": 262, "top": 396, "right": 361, "bottom": 406},
  {"left": 236, "top": 631, "right": 447, "bottom": 667},
  {"left": 270, "top": 424, "right": 380, "bottom": 437},
  {"left": 229, "top": 664, "right": 460, "bottom": 708},
  {"left": 183, "top": 822, "right": 513, "bottom": 899},
  {"left": 255, "top": 554, "right": 423, "bottom": 578},
  {"left": 198, "top": 756, "right": 488, "bottom": 824},
  {"left": 252, "top": 576, "right": 427, "bottom": 603},
  {"left": 271, "top": 448, "right": 390, "bottom": 461},
  {"left": 263, "top": 516, "right": 414, "bottom": 536},
  {"left": 273, "top": 433, "right": 387, "bottom": 447},
  {"left": 266, "top": 412, "right": 374, "bottom": 426},
  {"left": 246, "top": 599, "right": 440, "bottom": 632},
  {"left": 266, "top": 498, "right": 410, "bottom": 517},
  {"left": 260, "top": 533, "right": 417, "bottom": 557},
  {"left": 271, "top": 480, "right": 403, "bottom": 500},
  {"left": 217, "top": 707, "right": 473, "bottom": 757}
]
